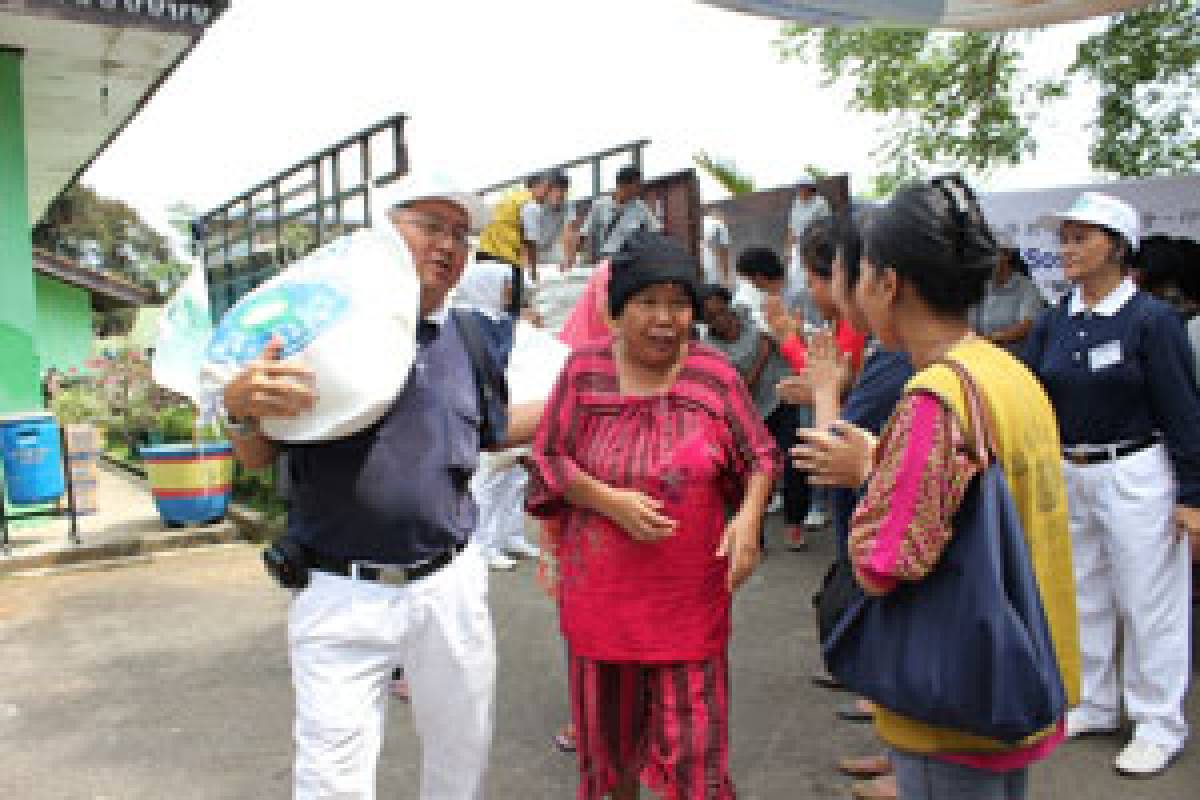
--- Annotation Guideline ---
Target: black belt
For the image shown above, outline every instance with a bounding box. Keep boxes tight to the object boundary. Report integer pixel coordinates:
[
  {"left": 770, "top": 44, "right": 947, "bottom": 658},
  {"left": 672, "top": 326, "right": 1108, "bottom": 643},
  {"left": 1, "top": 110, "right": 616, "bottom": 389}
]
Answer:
[
  {"left": 1063, "top": 436, "right": 1157, "bottom": 466},
  {"left": 311, "top": 543, "right": 466, "bottom": 587}
]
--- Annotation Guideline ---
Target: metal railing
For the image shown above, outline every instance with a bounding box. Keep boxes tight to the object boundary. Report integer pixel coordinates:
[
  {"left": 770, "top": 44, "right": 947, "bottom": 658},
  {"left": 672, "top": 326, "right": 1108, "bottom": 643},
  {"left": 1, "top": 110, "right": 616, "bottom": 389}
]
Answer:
[
  {"left": 196, "top": 113, "right": 408, "bottom": 318},
  {"left": 476, "top": 139, "right": 650, "bottom": 201}
]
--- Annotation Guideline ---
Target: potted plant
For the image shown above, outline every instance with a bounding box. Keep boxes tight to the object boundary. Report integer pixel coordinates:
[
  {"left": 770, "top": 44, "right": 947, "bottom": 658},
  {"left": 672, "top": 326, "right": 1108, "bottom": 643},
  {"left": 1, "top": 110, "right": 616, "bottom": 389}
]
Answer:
[
  {"left": 49, "top": 382, "right": 107, "bottom": 515},
  {"left": 139, "top": 403, "right": 235, "bottom": 527}
]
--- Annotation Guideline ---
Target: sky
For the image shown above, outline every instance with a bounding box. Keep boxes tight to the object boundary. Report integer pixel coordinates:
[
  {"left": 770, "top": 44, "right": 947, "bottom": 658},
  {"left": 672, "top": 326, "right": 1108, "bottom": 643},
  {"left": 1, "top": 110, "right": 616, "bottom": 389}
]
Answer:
[{"left": 81, "top": 0, "right": 1109, "bottom": 234}]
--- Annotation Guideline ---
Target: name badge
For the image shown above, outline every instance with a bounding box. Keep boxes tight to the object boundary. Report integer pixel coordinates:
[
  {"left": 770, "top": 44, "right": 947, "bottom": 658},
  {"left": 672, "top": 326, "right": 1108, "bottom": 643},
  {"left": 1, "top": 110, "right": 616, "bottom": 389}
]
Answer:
[{"left": 1088, "top": 340, "right": 1123, "bottom": 371}]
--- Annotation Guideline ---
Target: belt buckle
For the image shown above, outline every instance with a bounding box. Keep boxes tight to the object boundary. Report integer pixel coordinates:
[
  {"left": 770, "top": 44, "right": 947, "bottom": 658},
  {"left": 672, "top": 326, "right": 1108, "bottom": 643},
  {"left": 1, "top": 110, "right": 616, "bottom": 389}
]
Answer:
[{"left": 351, "top": 561, "right": 409, "bottom": 587}]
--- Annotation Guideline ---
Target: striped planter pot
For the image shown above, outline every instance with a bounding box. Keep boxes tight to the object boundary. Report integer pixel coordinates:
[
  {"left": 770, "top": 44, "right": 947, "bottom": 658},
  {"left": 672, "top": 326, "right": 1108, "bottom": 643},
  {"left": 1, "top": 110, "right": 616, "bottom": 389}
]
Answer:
[{"left": 139, "top": 442, "right": 234, "bottom": 526}]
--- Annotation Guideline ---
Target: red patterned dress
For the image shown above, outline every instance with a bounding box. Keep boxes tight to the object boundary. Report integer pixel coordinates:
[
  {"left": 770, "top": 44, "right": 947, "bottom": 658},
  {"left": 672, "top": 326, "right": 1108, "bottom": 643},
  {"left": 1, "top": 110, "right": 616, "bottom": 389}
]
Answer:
[{"left": 526, "top": 340, "right": 777, "bottom": 800}]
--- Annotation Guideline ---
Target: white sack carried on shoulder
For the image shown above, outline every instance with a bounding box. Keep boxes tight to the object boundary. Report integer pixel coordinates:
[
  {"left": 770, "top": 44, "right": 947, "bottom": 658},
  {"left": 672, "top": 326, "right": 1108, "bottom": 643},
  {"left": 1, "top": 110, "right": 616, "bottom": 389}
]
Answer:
[
  {"left": 202, "top": 226, "right": 419, "bottom": 442},
  {"left": 508, "top": 319, "right": 569, "bottom": 407}
]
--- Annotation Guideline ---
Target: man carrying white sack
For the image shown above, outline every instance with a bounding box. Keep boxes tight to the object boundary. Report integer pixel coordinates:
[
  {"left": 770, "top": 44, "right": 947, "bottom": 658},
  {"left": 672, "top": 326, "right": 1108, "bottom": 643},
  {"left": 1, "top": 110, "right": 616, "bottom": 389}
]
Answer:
[{"left": 220, "top": 172, "right": 544, "bottom": 800}]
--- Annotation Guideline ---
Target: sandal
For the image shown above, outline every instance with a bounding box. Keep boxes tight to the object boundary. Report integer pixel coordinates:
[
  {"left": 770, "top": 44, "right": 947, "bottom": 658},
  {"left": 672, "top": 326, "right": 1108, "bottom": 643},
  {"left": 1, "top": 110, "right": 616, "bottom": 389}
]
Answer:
[
  {"left": 553, "top": 723, "right": 577, "bottom": 753},
  {"left": 850, "top": 774, "right": 897, "bottom": 800},
  {"left": 838, "top": 754, "right": 891, "bottom": 779}
]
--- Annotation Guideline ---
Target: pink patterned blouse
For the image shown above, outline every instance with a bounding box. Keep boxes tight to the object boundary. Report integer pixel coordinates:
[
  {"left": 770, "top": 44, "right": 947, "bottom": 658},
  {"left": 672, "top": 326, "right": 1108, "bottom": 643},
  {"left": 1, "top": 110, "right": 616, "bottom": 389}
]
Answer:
[{"left": 525, "top": 341, "right": 779, "bottom": 662}]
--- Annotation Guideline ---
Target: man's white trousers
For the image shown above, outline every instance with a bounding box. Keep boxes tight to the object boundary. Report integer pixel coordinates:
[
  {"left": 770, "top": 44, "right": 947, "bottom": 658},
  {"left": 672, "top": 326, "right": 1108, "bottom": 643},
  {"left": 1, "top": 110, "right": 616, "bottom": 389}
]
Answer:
[
  {"left": 1064, "top": 444, "right": 1191, "bottom": 754},
  {"left": 289, "top": 546, "right": 495, "bottom": 800}
]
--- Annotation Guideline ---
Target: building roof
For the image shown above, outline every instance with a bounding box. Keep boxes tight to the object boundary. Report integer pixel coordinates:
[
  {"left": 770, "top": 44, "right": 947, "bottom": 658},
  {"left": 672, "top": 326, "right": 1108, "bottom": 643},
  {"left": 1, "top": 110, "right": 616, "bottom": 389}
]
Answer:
[
  {"left": 32, "top": 247, "right": 152, "bottom": 310},
  {"left": 0, "top": 1, "right": 229, "bottom": 224}
]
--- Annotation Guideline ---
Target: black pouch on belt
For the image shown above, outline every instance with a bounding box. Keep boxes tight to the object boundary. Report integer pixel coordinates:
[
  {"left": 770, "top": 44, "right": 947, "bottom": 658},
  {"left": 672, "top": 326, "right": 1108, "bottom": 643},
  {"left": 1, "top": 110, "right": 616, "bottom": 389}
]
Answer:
[{"left": 262, "top": 536, "right": 312, "bottom": 590}]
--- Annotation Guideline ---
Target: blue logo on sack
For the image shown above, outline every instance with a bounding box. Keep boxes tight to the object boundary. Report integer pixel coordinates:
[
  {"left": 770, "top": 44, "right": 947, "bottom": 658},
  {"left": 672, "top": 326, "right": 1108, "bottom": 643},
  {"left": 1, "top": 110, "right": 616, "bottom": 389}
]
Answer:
[{"left": 207, "top": 281, "right": 350, "bottom": 364}]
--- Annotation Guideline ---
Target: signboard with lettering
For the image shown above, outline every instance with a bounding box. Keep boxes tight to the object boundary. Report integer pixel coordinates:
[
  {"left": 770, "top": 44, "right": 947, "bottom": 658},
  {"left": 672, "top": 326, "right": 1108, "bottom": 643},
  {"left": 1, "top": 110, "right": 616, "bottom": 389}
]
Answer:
[
  {"left": 5, "top": 1, "right": 226, "bottom": 33},
  {"left": 695, "top": 1, "right": 1152, "bottom": 31},
  {"left": 979, "top": 175, "right": 1200, "bottom": 304}
]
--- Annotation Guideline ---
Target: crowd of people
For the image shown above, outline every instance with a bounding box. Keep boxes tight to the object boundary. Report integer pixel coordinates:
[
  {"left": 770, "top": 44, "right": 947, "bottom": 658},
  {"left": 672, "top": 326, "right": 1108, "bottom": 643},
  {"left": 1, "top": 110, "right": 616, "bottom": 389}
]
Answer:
[{"left": 218, "top": 164, "right": 1199, "bottom": 800}]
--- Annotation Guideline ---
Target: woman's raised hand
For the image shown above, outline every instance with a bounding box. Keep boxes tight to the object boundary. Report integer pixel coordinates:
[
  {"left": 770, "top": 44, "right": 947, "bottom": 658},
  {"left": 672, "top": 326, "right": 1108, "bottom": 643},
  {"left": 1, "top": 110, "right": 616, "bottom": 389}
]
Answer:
[
  {"left": 806, "top": 329, "right": 850, "bottom": 395},
  {"left": 791, "top": 421, "right": 877, "bottom": 488},
  {"left": 763, "top": 295, "right": 800, "bottom": 342}
]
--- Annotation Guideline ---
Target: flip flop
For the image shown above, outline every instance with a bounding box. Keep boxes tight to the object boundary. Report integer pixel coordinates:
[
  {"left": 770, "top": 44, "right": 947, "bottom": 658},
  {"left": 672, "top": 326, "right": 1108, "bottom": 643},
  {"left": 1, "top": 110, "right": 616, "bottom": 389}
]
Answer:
[
  {"left": 811, "top": 672, "right": 845, "bottom": 691},
  {"left": 553, "top": 726, "right": 577, "bottom": 753},
  {"left": 850, "top": 774, "right": 897, "bottom": 800},
  {"left": 837, "top": 754, "right": 891, "bottom": 779},
  {"left": 836, "top": 699, "right": 875, "bottom": 723}
]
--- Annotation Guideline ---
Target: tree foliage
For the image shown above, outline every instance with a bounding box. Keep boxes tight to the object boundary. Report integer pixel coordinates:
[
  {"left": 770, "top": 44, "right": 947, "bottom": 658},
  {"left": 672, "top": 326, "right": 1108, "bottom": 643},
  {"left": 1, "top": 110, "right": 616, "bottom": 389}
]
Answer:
[
  {"left": 774, "top": 2, "right": 1198, "bottom": 181},
  {"left": 34, "top": 185, "right": 199, "bottom": 297},
  {"left": 34, "top": 185, "right": 171, "bottom": 285},
  {"left": 1071, "top": 0, "right": 1199, "bottom": 176}
]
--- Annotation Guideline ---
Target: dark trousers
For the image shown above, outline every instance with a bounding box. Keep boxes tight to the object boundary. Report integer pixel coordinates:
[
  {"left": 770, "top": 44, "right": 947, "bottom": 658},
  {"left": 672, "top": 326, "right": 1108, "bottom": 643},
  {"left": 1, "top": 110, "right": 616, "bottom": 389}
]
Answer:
[{"left": 764, "top": 403, "right": 811, "bottom": 527}]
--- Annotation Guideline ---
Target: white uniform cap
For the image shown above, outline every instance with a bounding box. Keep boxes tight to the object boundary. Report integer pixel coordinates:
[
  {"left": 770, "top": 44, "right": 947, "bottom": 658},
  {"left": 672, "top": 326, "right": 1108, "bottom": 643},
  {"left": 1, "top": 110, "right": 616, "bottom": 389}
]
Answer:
[
  {"left": 1037, "top": 192, "right": 1141, "bottom": 252},
  {"left": 372, "top": 169, "right": 492, "bottom": 234}
]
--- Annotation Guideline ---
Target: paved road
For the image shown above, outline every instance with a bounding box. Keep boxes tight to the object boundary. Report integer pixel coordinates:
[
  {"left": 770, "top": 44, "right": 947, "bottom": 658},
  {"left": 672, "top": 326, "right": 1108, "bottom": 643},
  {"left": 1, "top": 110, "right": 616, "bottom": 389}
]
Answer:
[{"left": 0, "top": 524, "right": 1195, "bottom": 799}]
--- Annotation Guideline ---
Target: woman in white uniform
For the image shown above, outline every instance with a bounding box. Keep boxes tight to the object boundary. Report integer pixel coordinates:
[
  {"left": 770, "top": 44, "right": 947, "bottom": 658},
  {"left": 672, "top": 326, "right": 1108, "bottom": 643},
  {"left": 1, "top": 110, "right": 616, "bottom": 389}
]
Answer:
[{"left": 1024, "top": 193, "right": 1200, "bottom": 777}]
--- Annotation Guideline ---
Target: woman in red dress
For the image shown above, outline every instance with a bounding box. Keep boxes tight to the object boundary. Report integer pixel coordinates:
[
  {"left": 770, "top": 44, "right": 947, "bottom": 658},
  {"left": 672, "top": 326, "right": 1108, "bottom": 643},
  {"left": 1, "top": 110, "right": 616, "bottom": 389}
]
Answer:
[{"left": 526, "top": 232, "right": 778, "bottom": 800}]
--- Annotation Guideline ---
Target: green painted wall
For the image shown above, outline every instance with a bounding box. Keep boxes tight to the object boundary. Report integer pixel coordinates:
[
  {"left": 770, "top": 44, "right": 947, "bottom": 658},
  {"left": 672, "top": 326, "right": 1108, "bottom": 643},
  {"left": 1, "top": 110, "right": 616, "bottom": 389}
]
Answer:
[
  {"left": 0, "top": 49, "right": 42, "bottom": 413},
  {"left": 34, "top": 274, "right": 92, "bottom": 375}
]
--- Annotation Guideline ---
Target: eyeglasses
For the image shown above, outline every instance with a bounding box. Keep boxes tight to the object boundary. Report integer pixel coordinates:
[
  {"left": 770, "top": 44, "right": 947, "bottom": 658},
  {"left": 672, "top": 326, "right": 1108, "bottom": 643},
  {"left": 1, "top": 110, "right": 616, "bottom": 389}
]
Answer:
[{"left": 396, "top": 211, "right": 472, "bottom": 248}]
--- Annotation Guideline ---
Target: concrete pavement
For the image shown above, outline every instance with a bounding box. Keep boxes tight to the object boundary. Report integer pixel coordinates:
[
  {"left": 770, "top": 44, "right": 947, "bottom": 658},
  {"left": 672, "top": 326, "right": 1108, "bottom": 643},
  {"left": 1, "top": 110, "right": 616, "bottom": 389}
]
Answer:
[{"left": 0, "top": 520, "right": 1195, "bottom": 799}]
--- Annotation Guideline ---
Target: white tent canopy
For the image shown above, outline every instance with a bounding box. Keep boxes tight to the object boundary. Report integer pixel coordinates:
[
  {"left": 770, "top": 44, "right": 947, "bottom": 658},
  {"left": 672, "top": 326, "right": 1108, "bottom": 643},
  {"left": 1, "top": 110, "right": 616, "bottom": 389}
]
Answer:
[{"left": 696, "top": 1, "right": 1152, "bottom": 31}]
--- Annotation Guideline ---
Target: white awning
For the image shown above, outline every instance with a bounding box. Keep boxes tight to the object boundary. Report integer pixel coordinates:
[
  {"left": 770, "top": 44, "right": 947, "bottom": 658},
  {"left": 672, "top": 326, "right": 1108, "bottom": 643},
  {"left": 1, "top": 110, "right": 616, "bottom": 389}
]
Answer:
[
  {"left": 0, "top": 2, "right": 226, "bottom": 224},
  {"left": 694, "top": 1, "right": 1153, "bottom": 31}
]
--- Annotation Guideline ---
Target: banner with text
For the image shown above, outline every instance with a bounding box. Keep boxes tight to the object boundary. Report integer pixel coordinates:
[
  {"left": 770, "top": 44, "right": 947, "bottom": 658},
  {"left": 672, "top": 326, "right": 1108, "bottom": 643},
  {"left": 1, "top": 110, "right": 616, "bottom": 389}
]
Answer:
[
  {"left": 979, "top": 175, "right": 1200, "bottom": 304},
  {"left": 696, "top": 1, "right": 1151, "bottom": 30}
]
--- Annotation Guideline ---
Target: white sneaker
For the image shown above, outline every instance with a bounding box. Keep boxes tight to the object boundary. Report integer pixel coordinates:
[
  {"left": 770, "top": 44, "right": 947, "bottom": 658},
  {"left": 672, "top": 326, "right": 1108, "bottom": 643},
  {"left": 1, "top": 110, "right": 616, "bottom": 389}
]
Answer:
[
  {"left": 504, "top": 536, "right": 541, "bottom": 559},
  {"left": 485, "top": 550, "right": 518, "bottom": 570},
  {"left": 1066, "top": 710, "right": 1119, "bottom": 739},
  {"left": 1114, "top": 739, "right": 1175, "bottom": 777},
  {"left": 803, "top": 507, "right": 828, "bottom": 531}
]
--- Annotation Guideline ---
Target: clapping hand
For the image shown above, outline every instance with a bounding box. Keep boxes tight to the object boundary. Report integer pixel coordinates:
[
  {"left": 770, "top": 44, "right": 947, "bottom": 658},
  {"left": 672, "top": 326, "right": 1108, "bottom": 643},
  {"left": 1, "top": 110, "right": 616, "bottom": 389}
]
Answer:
[
  {"left": 792, "top": 422, "right": 877, "bottom": 488},
  {"left": 763, "top": 295, "right": 800, "bottom": 342},
  {"left": 806, "top": 329, "right": 851, "bottom": 396}
]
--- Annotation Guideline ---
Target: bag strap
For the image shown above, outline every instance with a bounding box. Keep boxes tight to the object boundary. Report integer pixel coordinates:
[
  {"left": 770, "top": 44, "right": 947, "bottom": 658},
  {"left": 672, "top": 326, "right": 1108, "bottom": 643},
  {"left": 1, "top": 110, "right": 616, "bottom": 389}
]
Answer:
[
  {"left": 931, "top": 356, "right": 999, "bottom": 469},
  {"left": 507, "top": 262, "right": 524, "bottom": 315},
  {"left": 451, "top": 309, "right": 509, "bottom": 447}
]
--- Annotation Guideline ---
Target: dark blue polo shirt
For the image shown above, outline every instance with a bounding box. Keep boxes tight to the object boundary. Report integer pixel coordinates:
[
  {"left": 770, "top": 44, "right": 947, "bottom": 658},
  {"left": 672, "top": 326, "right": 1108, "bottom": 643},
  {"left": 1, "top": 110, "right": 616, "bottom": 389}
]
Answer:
[
  {"left": 1022, "top": 282, "right": 1200, "bottom": 506},
  {"left": 831, "top": 346, "right": 913, "bottom": 560},
  {"left": 284, "top": 310, "right": 512, "bottom": 565}
]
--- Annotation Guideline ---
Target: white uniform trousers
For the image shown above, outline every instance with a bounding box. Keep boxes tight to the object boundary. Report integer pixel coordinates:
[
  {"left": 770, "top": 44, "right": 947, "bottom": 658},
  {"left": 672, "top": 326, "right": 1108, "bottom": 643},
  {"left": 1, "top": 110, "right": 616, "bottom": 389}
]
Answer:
[
  {"left": 1064, "top": 443, "right": 1191, "bottom": 754},
  {"left": 289, "top": 545, "right": 495, "bottom": 800},
  {"left": 470, "top": 461, "right": 531, "bottom": 556}
]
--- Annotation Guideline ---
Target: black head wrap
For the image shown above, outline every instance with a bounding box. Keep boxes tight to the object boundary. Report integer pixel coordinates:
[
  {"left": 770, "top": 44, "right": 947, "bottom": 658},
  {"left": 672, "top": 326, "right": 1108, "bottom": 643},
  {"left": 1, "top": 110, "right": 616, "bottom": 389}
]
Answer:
[{"left": 607, "top": 231, "right": 701, "bottom": 319}]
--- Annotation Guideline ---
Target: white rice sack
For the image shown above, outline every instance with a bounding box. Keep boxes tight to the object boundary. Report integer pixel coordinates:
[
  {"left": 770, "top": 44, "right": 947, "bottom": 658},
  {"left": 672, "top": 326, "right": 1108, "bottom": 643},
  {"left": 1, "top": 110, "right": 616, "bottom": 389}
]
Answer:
[{"left": 203, "top": 226, "right": 419, "bottom": 442}]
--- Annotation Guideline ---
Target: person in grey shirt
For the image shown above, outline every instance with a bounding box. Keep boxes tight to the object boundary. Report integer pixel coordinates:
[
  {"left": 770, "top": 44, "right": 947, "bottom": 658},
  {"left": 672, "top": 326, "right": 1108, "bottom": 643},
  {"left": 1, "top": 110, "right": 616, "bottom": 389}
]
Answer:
[
  {"left": 701, "top": 284, "right": 808, "bottom": 546},
  {"left": 784, "top": 176, "right": 831, "bottom": 327},
  {"left": 563, "top": 165, "right": 661, "bottom": 267},
  {"left": 969, "top": 247, "right": 1046, "bottom": 350},
  {"left": 785, "top": 176, "right": 831, "bottom": 256},
  {"left": 520, "top": 172, "right": 571, "bottom": 265}
]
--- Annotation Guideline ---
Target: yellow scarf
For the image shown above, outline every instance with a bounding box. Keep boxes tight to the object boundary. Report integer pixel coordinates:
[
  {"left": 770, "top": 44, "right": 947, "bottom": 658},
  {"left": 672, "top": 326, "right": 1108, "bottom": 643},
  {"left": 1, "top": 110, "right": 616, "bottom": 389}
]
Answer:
[{"left": 873, "top": 337, "right": 1081, "bottom": 754}]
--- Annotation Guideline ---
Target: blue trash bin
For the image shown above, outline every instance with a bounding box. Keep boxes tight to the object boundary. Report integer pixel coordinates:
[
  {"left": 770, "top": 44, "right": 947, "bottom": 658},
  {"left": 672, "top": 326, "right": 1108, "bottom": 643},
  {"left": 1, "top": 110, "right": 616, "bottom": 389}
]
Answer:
[{"left": 0, "top": 412, "right": 66, "bottom": 505}]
